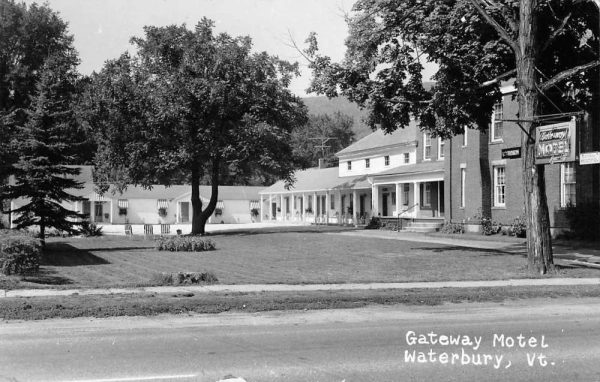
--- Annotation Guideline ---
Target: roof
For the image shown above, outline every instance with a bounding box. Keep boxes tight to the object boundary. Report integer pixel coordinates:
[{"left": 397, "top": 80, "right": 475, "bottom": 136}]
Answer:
[
  {"left": 66, "top": 166, "right": 263, "bottom": 201},
  {"left": 372, "top": 160, "right": 445, "bottom": 177},
  {"left": 260, "top": 167, "right": 371, "bottom": 194},
  {"left": 336, "top": 120, "right": 418, "bottom": 156}
]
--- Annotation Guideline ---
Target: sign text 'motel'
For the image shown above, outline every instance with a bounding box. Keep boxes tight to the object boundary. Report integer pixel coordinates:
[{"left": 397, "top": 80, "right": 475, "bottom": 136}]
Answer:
[
  {"left": 502, "top": 147, "right": 521, "bottom": 159},
  {"left": 535, "top": 119, "right": 576, "bottom": 165}
]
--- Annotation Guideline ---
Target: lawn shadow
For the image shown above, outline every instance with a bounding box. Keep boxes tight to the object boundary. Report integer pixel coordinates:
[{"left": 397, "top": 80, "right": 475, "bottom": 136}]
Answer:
[
  {"left": 207, "top": 226, "right": 357, "bottom": 237},
  {"left": 413, "top": 245, "right": 527, "bottom": 257},
  {"left": 42, "top": 243, "right": 111, "bottom": 266},
  {"left": 21, "top": 268, "right": 73, "bottom": 285}
]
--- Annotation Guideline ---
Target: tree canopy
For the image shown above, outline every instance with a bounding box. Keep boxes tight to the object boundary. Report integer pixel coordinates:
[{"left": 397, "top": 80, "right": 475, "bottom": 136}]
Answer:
[
  {"left": 305, "top": 0, "right": 600, "bottom": 274},
  {"left": 81, "top": 19, "right": 308, "bottom": 234}
]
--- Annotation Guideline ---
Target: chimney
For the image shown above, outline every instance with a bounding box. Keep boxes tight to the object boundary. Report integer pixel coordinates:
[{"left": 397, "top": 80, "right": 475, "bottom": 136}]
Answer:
[{"left": 318, "top": 158, "right": 327, "bottom": 169}]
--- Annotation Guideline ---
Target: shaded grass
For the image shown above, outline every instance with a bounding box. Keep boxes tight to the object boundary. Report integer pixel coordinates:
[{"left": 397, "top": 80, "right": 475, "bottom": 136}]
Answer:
[{"left": 2, "top": 285, "right": 600, "bottom": 321}]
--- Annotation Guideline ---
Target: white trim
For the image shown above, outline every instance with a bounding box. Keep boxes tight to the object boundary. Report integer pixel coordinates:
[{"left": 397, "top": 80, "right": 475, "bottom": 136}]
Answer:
[
  {"left": 437, "top": 139, "right": 445, "bottom": 160},
  {"left": 459, "top": 162, "right": 467, "bottom": 169},
  {"left": 493, "top": 165, "right": 506, "bottom": 207},
  {"left": 423, "top": 133, "right": 432, "bottom": 161},
  {"left": 462, "top": 126, "right": 468, "bottom": 147},
  {"left": 460, "top": 168, "right": 466, "bottom": 208},
  {"left": 491, "top": 101, "right": 504, "bottom": 143}
]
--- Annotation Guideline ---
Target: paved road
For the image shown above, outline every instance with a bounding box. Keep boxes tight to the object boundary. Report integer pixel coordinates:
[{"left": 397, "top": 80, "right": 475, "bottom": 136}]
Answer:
[{"left": 1, "top": 298, "right": 600, "bottom": 382}]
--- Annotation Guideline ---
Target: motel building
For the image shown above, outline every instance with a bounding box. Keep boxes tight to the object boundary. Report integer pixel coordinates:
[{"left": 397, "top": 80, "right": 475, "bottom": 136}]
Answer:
[
  {"left": 259, "top": 119, "right": 447, "bottom": 231},
  {"left": 260, "top": 83, "right": 595, "bottom": 235}
]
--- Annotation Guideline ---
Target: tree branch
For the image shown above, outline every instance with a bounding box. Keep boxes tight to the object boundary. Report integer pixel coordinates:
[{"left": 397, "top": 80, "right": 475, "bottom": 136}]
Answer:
[
  {"left": 541, "top": 12, "right": 572, "bottom": 52},
  {"left": 539, "top": 60, "right": 600, "bottom": 90},
  {"left": 469, "top": 0, "right": 519, "bottom": 53}
]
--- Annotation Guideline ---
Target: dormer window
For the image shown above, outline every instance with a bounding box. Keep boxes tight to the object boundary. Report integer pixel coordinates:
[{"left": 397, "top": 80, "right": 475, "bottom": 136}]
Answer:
[
  {"left": 347, "top": 161, "right": 352, "bottom": 170},
  {"left": 365, "top": 158, "right": 370, "bottom": 168},
  {"left": 404, "top": 153, "right": 410, "bottom": 164},
  {"left": 384, "top": 156, "right": 390, "bottom": 166}
]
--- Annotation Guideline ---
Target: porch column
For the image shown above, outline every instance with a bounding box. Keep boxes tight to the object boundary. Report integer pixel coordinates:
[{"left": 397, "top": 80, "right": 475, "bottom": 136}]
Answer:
[
  {"left": 110, "top": 200, "right": 114, "bottom": 224},
  {"left": 437, "top": 181, "right": 441, "bottom": 218},
  {"left": 413, "top": 182, "right": 420, "bottom": 217},
  {"left": 395, "top": 183, "right": 401, "bottom": 216},
  {"left": 280, "top": 194, "right": 284, "bottom": 221},
  {"left": 336, "top": 190, "right": 342, "bottom": 223},
  {"left": 90, "top": 201, "right": 96, "bottom": 223},
  {"left": 352, "top": 189, "right": 358, "bottom": 225},
  {"left": 260, "top": 195, "right": 264, "bottom": 222},
  {"left": 371, "top": 184, "right": 379, "bottom": 216},
  {"left": 302, "top": 193, "right": 307, "bottom": 222},
  {"left": 269, "top": 194, "right": 273, "bottom": 220},
  {"left": 313, "top": 192, "right": 317, "bottom": 219},
  {"left": 325, "top": 191, "right": 330, "bottom": 224}
]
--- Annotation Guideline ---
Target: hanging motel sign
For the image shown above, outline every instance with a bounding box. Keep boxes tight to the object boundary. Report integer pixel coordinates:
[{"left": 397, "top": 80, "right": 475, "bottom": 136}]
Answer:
[{"left": 535, "top": 119, "right": 577, "bottom": 165}]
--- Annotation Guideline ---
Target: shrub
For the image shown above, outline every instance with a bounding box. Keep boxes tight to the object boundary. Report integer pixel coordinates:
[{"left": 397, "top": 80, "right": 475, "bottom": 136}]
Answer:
[
  {"left": 79, "top": 220, "right": 103, "bottom": 237},
  {"left": 0, "top": 233, "right": 41, "bottom": 275},
  {"left": 155, "top": 236, "right": 216, "bottom": 252},
  {"left": 509, "top": 215, "right": 527, "bottom": 238},
  {"left": 365, "top": 217, "right": 382, "bottom": 230},
  {"left": 564, "top": 202, "right": 600, "bottom": 240},
  {"left": 481, "top": 217, "right": 502, "bottom": 235},
  {"left": 150, "top": 271, "right": 218, "bottom": 285},
  {"left": 440, "top": 222, "right": 464, "bottom": 234}
]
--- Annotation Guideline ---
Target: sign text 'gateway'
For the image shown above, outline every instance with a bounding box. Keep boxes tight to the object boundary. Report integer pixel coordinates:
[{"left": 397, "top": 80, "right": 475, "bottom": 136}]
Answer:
[{"left": 535, "top": 119, "right": 576, "bottom": 165}]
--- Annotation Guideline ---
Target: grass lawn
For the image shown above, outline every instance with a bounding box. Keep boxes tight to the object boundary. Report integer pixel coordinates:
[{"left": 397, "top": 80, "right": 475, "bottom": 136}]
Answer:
[
  {"left": 3, "top": 285, "right": 600, "bottom": 320},
  {"left": 3, "top": 225, "right": 599, "bottom": 289}
]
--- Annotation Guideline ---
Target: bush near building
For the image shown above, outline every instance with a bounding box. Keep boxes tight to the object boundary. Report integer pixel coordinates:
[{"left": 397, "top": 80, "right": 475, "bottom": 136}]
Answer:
[{"left": 0, "top": 230, "right": 41, "bottom": 275}]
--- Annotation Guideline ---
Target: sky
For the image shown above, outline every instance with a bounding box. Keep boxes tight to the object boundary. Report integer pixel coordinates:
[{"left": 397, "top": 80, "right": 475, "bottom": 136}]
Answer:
[{"left": 24, "top": 0, "right": 361, "bottom": 97}]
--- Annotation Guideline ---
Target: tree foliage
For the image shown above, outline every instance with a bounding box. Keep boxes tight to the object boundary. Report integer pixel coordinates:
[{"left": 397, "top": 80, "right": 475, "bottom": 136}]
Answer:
[
  {"left": 81, "top": 19, "right": 308, "bottom": 234},
  {"left": 291, "top": 112, "right": 355, "bottom": 168},
  {"left": 0, "top": 0, "right": 89, "bottom": 176},
  {"left": 305, "top": 0, "right": 600, "bottom": 274},
  {"left": 0, "top": 53, "right": 85, "bottom": 244}
]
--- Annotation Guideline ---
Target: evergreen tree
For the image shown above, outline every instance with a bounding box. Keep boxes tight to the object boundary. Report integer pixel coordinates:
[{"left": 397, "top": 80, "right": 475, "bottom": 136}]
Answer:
[{"left": 1, "top": 53, "right": 85, "bottom": 244}]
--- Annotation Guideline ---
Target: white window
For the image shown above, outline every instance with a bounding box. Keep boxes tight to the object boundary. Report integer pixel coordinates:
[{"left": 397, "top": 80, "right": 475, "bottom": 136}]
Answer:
[
  {"left": 424, "top": 133, "right": 432, "bottom": 160},
  {"left": 561, "top": 163, "right": 576, "bottom": 207},
  {"left": 493, "top": 166, "right": 506, "bottom": 207},
  {"left": 438, "top": 139, "right": 445, "bottom": 159},
  {"left": 460, "top": 168, "right": 466, "bottom": 208},
  {"left": 491, "top": 101, "right": 503, "bottom": 142},
  {"left": 423, "top": 183, "right": 431, "bottom": 207},
  {"left": 384, "top": 155, "right": 390, "bottom": 166},
  {"left": 347, "top": 161, "right": 352, "bottom": 170},
  {"left": 403, "top": 184, "right": 409, "bottom": 206},
  {"left": 462, "top": 126, "right": 468, "bottom": 147},
  {"left": 365, "top": 158, "right": 370, "bottom": 168},
  {"left": 403, "top": 152, "right": 410, "bottom": 164}
]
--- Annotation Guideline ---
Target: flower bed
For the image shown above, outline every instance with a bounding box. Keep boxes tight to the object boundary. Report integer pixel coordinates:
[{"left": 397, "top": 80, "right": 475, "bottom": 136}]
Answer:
[{"left": 155, "top": 236, "right": 216, "bottom": 252}]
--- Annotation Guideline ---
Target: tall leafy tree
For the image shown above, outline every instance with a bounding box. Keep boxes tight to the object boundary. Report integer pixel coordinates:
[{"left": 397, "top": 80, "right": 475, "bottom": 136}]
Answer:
[
  {"left": 305, "top": 0, "right": 600, "bottom": 274},
  {"left": 291, "top": 112, "right": 356, "bottom": 168},
  {"left": 0, "top": 0, "right": 81, "bottom": 176},
  {"left": 1, "top": 53, "right": 85, "bottom": 244},
  {"left": 81, "top": 19, "right": 308, "bottom": 234}
]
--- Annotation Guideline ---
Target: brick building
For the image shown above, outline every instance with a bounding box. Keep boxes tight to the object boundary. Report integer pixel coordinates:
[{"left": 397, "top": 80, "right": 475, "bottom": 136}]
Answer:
[{"left": 445, "top": 83, "right": 594, "bottom": 235}]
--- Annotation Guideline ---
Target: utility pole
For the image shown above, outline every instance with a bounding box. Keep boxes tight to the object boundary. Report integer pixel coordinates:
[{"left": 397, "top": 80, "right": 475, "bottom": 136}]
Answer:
[{"left": 308, "top": 136, "right": 337, "bottom": 163}]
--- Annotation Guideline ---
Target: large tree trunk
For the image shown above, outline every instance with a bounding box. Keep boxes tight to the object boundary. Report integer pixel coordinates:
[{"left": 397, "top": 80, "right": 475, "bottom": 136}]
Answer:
[
  {"left": 190, "top": 158, "right": 221, "bottom": 235},
  {"left": 190, "top": 166, "right": 204, "bottom": 235},
  {"left": 518, "top": 0, "right": 554, "bottom": 274}
]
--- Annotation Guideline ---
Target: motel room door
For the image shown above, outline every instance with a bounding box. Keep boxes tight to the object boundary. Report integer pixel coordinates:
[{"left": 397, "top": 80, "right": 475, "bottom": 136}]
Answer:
[
  {"left": 181, "top": 202, "right": 190, "bottom": 223},
  {"left": 382, "top": 193, "right": 389, "bottom": 216}
]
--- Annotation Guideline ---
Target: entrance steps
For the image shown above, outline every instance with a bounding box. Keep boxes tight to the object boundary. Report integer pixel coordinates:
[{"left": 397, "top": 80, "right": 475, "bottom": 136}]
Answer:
[{"left": 401, "top": 218, "right": 445, "bottom": 233}]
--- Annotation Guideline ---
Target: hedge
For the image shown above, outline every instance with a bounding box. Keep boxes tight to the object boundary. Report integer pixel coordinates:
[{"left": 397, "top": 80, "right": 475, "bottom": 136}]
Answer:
[
  {"left": 155, "top": 236, "right": 216, "bottom": 252},
  {"left": 0, "top": 230, "right": 41, "bottom": 275}
]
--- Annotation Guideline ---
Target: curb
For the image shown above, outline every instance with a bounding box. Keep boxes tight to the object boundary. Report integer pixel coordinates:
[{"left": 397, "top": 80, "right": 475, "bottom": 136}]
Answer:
[{"left": 2, "top": 278, "right": 600, "bottom": 299}]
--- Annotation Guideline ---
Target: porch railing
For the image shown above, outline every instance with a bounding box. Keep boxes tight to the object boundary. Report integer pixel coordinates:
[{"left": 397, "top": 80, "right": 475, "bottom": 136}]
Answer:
[{"left": 396, "top": 203, "right": 419, "bottom": 231}]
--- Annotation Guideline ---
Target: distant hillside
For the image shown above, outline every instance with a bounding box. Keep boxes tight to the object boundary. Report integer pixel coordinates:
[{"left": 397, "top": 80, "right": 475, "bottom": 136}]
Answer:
[{"left": 302, "top": 96, "right": 373, "bottom": 140}]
